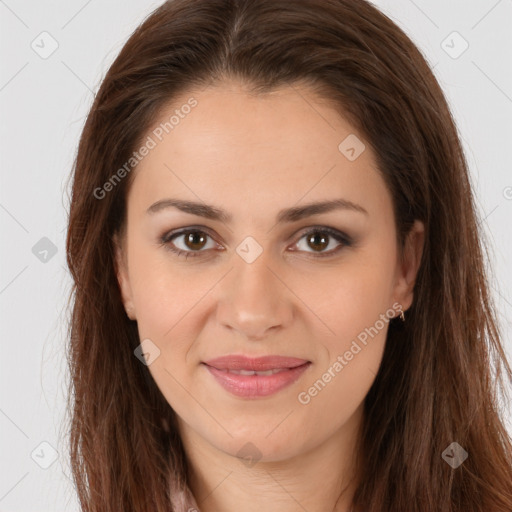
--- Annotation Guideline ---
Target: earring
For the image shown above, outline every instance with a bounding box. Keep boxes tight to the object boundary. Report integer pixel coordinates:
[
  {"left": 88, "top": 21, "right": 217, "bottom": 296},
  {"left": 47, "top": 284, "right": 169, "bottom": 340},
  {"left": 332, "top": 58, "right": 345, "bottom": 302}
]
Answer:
[{"left": 399, "top": 310, "right": 405, "bottom": 322}]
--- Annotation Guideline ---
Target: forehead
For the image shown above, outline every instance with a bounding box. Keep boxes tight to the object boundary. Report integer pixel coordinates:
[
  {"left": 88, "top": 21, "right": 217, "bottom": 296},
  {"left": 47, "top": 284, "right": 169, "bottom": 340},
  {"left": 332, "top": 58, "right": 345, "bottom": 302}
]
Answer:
[{"left": 126, "top": 81, "right": 390, "bottom": 222}]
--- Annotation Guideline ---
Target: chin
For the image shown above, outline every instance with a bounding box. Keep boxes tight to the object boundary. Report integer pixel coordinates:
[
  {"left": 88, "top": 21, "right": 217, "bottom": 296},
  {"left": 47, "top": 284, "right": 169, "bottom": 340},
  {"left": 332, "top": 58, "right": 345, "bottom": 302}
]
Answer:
[{"left": 214, "top": 430, "right": 307, "bottom": 465}]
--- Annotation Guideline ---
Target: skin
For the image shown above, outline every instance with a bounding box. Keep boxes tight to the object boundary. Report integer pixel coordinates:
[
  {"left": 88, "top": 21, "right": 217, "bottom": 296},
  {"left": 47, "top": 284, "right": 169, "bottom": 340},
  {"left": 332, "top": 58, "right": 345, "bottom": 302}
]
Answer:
[{"left": 114, "top": 79, "right": 424, "bottom": 512}]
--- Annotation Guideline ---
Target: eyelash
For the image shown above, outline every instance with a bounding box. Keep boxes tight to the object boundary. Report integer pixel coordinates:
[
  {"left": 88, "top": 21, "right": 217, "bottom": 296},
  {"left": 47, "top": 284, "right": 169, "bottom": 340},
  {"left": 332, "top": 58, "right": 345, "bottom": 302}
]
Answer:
[{"left": 159, "top": 225, "right": 353, "bottom": 260}]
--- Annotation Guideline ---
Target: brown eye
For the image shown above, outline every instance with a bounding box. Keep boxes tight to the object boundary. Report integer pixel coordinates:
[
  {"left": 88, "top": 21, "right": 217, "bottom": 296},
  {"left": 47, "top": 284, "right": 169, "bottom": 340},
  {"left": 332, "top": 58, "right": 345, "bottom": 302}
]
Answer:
[
  {"left": 305, "top": 232, "right": 329, "bottom": 252},
  {"left": 293, "top": 227, "right": 352, "bottom": 257},
  {"left": 182, "top": 231, "right": 208, "bottom": 251},
  {"left": 161, "top": 229, "right": 217, "bottom": 258}
]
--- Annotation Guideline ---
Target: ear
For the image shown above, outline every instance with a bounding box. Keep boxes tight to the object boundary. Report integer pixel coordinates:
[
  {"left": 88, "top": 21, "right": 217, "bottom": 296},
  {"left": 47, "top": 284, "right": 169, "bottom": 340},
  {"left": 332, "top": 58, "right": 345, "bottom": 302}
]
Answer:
[
  {"left": 113, "top": 232, "right": 137, "bottom": 321},
  {"left": 392, "top": 220, "right": 425, "bottom": 315}
]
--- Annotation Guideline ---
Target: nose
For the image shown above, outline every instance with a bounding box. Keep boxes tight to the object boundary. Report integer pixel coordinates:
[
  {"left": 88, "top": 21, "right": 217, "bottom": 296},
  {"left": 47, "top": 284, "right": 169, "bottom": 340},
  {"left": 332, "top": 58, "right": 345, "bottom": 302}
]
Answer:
[{"left": 215, "top": 248, "right": 294, "bottom": 341}]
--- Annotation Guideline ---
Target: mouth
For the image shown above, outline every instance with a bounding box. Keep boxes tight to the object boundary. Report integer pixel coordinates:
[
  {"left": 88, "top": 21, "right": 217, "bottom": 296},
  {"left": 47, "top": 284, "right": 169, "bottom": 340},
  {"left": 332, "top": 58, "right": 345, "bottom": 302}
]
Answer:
[{"left": 201, "top": 355, "right": 312, "bottom": 398}]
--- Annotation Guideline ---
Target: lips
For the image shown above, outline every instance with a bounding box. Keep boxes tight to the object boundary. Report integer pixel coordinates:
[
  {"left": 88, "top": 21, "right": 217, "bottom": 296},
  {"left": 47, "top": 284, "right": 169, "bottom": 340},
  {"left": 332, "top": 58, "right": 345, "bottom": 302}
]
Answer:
[
  {"left": 203, "top": 355, "right": 309, "bottom": 372},
  {"left": 202, "top": 355, "right": 311, "bottom": 398}
]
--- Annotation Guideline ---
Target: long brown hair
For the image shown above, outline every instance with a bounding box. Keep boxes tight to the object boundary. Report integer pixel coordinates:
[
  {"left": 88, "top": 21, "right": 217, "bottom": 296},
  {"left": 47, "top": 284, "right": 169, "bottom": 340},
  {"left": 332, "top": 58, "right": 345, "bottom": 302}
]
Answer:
[{"left": 64, "top": 0, "right": 512, "bottom": 510}]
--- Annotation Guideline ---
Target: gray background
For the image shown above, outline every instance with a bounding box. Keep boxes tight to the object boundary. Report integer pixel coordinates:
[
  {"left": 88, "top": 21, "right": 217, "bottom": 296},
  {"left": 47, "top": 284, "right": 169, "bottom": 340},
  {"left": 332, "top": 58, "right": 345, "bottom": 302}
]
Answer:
[{"left": 1, "top": 0, "right": 511, "bottom": 510}]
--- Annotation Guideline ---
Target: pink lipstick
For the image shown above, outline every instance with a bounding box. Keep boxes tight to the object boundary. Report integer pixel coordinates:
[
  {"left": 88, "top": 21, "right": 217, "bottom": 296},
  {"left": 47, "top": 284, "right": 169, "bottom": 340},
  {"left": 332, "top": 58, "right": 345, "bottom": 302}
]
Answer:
[{"left": 202, "top": 355, "right": 311, "bottom": 398}]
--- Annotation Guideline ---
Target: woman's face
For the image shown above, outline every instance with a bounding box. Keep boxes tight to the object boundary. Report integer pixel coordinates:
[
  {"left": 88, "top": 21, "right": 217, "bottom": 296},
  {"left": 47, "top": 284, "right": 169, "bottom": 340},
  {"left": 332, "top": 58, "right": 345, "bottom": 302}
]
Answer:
[{"left": 114, "top": 80, "right": 423, "bottom": 462}]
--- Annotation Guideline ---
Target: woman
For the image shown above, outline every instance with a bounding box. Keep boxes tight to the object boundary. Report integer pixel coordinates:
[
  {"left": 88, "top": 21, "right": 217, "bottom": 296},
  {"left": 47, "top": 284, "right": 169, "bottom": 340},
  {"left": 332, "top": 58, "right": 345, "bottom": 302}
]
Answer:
[{"left": 65, "top": 0, "right": 512, "bottom": 511}]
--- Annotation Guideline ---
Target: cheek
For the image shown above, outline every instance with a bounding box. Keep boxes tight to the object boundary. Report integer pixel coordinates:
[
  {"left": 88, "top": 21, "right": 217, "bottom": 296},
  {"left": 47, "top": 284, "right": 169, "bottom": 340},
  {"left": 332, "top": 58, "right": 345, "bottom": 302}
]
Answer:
[
  {"left": 128, "top": 248, "right": 221, "bottom": 380},
  {"left": 295, "top": 249, "right": 395, "bottom": 406},
  {"left": 303, "top": 251, "right": 397, "bottom": 344},
  {"left": 296, "top": 266, "right": 392, "bottom": 432},
  {"left": 129, "top": 245, "right": 199, "bottom": 334}
]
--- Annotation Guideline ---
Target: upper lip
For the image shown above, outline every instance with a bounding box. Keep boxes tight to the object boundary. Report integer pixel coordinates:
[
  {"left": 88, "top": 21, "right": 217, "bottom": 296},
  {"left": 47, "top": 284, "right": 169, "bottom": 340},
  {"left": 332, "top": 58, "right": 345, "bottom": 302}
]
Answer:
[{"left": 203, "top": 355, "right": 310, "bottom": 371}]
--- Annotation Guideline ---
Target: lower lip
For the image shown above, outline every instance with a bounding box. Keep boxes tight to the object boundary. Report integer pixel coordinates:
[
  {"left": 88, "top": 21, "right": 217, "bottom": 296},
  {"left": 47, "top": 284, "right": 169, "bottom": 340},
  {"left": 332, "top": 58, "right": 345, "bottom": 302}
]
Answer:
[{"left": 203, "top": 362, "right": 311, "bottom": 398}]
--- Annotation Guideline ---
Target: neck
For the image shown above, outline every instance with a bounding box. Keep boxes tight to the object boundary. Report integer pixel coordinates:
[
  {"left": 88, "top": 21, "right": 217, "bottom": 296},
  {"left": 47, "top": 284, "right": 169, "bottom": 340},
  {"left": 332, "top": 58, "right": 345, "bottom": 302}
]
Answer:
[{"left": 178, "top": 404, "right": 363, "bottom": 512}]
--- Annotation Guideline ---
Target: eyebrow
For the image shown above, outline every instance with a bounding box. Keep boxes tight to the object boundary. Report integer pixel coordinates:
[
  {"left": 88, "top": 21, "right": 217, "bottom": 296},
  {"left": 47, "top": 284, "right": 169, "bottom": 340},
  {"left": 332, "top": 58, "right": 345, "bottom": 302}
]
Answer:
[{"left": 146, "top": 197, "right": 368, "bottom": 223}]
